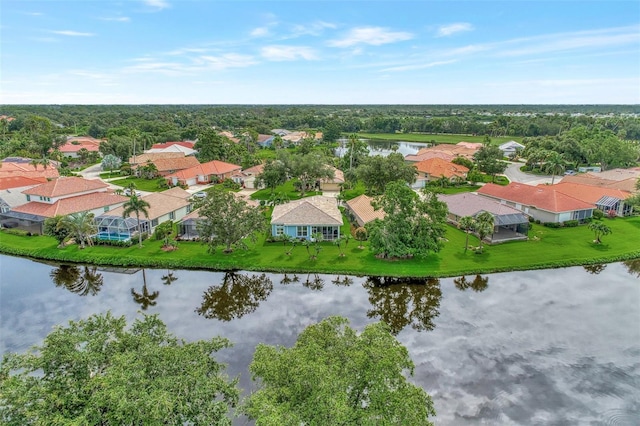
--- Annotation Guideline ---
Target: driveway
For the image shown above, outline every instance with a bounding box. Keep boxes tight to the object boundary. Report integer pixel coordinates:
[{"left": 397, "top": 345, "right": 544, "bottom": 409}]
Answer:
[{"left": 504, "top": 161, "right": 554, "bottom": 186}]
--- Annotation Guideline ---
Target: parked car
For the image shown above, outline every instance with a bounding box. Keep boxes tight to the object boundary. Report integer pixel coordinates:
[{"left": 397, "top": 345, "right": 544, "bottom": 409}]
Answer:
[
  {"left": 193, "top": 191, "right": 207, "bottom": 199},
  {"left": 124, "top": 188, "right": 142, "bottom": 196},
  {"left": 564, "top": 170, "right": 576, "bottom": 176}
]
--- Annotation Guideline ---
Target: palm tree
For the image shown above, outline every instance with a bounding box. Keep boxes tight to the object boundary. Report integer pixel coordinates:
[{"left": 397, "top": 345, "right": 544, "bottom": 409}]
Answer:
[
  {"left": 59, "top": 211, "right": 97, "bottom": 249},
  {"left": 29, "top": 158, "right": 40, "bottom": 170},
  {"left": 474, "top": 211, "right": 495, "bottom": 254},
  {"left": 40, "top": 157, "right": 50, "bottom": 170},
  {"left": 122, "top": 195, "right": 151, "bottom": 247},
  {"left": 458, "top": 216, "right": 475, "bottom": 253},
  {"left": 544, "top": 152, "right": 566, "bottom": 184},
  {"left": 588, "top": 222, "right": 612, "bottom": 244},
  {"left": 348, "top": 133, "right": 358, "bottom": 170}
]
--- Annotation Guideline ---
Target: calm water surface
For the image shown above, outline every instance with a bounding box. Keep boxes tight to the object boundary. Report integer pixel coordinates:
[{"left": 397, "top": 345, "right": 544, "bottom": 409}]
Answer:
[{"left": 1, "top": 254, "right": 639, "bottom": 425}]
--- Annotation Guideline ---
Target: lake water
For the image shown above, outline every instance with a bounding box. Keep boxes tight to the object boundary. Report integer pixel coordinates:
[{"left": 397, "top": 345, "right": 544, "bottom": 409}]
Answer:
[
  {"left": 1, "top": 254, "right": 639, "bottom": 425},
  {"left": 335, "top": 138, "right": 429, "bottom": 157}
]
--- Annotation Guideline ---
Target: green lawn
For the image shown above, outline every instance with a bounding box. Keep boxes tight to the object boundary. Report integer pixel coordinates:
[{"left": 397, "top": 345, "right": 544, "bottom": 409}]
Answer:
[
  {"left": 357, "top": 133, "right": 522, "bottom": 145},
  {"left": 108, "top": 176, "right": 167, "bottom": 192},
  {"left": 2, "top": 217, "right": 638, "bottom": 278},
  {"left": 251, "top": 180, "right": 322, "bottom": 201}
]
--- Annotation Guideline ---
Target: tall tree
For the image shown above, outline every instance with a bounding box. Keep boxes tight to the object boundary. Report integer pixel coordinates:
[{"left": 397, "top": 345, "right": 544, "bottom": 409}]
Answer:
[
  {"left": 0, "top": 313, "right": 239, "bottom": 425},
  {"left": 458, "top": 216, "right": 475, "bottom": 253},
  {"left": 243, "top": 316, "right": 435, "bottom": 425},
  {"left": 588, "top": 221, "right": 612, "bottom": 244},
  {"left": 122, "top": 195, "right": 151, "bottom": 247},
  {"left": 543, "top": 151, "right": 566, "bottom": 184},
  {"left": 288, "top": 152, "right": 334, "bottom": 196},
  {"left": 197, "top": 188, "right": 266, "bottom": 253},
  {"left": 101, "top": 153, "right": 122, "bottom": 177},
  {"left": 473, "top": 144, "right": 508, "bottom": 182},
  {"left": 255, "top": 158, "right": 288, "bottom": 193},
  {"left": 367, "top": 182, "right": 447, "bottom": 258},
  {"left": 474, "top": 211, "right": 495, "bottom": 253},
  {"left": 357, "top": 153, "right": 417, "bottom": 195}
]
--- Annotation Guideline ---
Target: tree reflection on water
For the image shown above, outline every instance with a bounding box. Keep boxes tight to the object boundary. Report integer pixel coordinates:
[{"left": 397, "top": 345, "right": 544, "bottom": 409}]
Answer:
[
  {"left": 196, "top": 272, "right": 273, "bottom": 321},
  {"left": 583, "top": 264, "right": 607, "bottom": 275},
  {"left": 623, "top": 258, "right": 640, "bottom": 278},
  {"left": 363, "top": 276, "right": 442, "bottom": 335},
  {"left": 50, "top": 265, "right": 104, "bottom": 296},
  {"left": 131, "top": 269, "right": 159, "bottom": 311},
  {"left": 453, "top": 275, "right": 489, "bottom": 292}
]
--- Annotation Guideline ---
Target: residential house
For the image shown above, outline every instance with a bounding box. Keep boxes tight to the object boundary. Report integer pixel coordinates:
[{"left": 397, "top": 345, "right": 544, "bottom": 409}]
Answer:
[
  {"left": 319, "top": 166, "right": 344, "bottom": 192},
  {"left": 477, "top": 182, "right": 594, "bottom": 224},
  {"left": 548, "top": 182, "right": 633, "bottom": 217},
  {"left": 498, "top": 141, "right": 525, "bottom": 157},
  {"left": 414, "top": 157, "right": 469, "bottom": 188},
  {"left": 271, "top": 195, "right": 343, "bottom": 241},
  {"left": 149, "top": 156, "right": 201, "bottom": 177},
  {"left": 0, "top": 177, "right": 127, "bottom": 234},
  {"left": 101, "top": 187, "right": 192, "bottom": 237},
  {"left": 0, "top": 158, "right": 60, "bottom": 180},
  {"left": 166, "top": 160, "right": 242, "bottom": 188},
  {"left": 218, "top": 131, "right": 240, "bottom": 143},
  {"left": 57, "top": 136, "right": 103, "bottom": 159},
  {"left": 177, "top": 192, "right": 259, "bottom": 240},
  {"left": 129, "top": 152, "right": 185, "bottom": 168},
  {"left": 146, "top": 142, "right": 197, "bottom": 157},
  {"left": 405, "top": 142, "right": 482, "bottom": 163},
  {"left": 256, "top": 134, "right": 275, "bottom": 148},
  {"left": 345, "top": 194, "right": 385, "bottom": 227},
  {"left": 560, "top": 168, "right": 640, "bottom": 193},
  {"left": 149, "top": 141, "right": 196, "bottom": 150},
  {"left": 438, "top": 192, "right": 529, "bottom": 242},
  {"left": 232, "top": 164, "right": 264, "bottom": 189}
]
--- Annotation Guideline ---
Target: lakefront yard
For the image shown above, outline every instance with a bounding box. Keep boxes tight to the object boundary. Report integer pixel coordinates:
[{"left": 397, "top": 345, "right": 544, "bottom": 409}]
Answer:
[{"left": 1, "top": 217, "right": 638, "bottom": 278}]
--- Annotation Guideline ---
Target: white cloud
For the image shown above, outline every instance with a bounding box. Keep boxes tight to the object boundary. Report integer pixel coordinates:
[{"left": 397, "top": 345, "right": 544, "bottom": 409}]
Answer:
[
  {"left": 290, "top": 21, "right": 337, "bottom": 37},
  {"left": 143, "top": 0, "right": 170, "bottom": 11},
  {"left": 261, "top": 45, "right": 318, "bottom": 61},
  {"left": 100, "top": 16, "right": 131, "bottom": 23},
  {"left": 251, "top": 27, "right": 270, "bottom": 37},
  {"left": 328, "top": 26, "right": 413, "bottom": 47},
  {"left": 24, "top": 12, "right": 43, "bottom": 16},
  {"left": 50, "top": 30, "right": 95, "bottom": 37},
  {"left": 381, "top": 59, "right": 458, "bottom": 72},
  {"left": 198, "top": 53, "right": 258, "bottom": 69},
  {"left": 437, "top": 22, "right": 474, "bottom": 37}
]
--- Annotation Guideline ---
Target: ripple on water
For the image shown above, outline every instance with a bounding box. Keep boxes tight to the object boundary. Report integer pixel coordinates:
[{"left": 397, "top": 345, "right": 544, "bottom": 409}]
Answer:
[{"left": 602, "top": 408, "right": 640, "bottom": 426}]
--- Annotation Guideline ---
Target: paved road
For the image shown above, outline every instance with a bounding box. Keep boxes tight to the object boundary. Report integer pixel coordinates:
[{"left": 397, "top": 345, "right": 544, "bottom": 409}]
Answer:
[{"left": 503, "top": 161, "right": 554, "bottom": 185}]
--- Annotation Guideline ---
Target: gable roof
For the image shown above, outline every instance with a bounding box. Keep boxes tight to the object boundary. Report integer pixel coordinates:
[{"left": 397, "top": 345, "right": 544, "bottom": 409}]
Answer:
[
  {"left": 271, "top": 195, "right": 343, "bottom": 226},
  {"left": 405, "top": 142, "right": 481, "bottom": 162},
  {"left": 23, "top": 177, "right": 107, "bottom": 198},
  {"left": 345, "top": 194, "right": 385, "bottom": 225},
  {"left": 499, "top": 141, "right": 525, "bottom": 150},
  {"left": 58, "top": 137, "right": 102, "bottom": 153},
  {"left": 11, "top": 192, "right": 127, "bottom": 218},
  {"left": 241, "top": 164, "right": 264, "bottom": 175},
  {"left": 0, "top": 161, "right": 60, "bottom": 180},
  {"left": 322, "top": 166, "right": 344, "bottom": 184},
  {"left": 150, "top": 141, "right": 196, "bottom": 150},
  {"left": 477, "top": 183, "right": 593, "bottom": 213},
  {"left": 548, "top": 182, "right": 632, "bottom": 204},
  {"left": 146, "top": 145, "right": 197, "bottom": 156},
  {"left": 414, "top": 157, "right": 469, "bottom": 179},
  {"left": 0, "top": 176, "right": 48, "bottom": 190},
  {"left": 560, "top": 172, "right": 639, "bottom": 193},
  {"left": 129, "top": 152, "right": 184, "bottom": 165}
]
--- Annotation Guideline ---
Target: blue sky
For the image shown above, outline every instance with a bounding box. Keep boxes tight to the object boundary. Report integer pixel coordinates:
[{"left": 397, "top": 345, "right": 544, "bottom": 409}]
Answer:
[{"left": 2, "top": 0, "right": 639, "bottom": 104}]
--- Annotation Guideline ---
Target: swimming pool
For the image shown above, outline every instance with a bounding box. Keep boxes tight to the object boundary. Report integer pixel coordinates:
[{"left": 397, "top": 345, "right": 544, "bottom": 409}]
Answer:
[{"left": 96, "top": 232, "right": 131, "bottom": 241}]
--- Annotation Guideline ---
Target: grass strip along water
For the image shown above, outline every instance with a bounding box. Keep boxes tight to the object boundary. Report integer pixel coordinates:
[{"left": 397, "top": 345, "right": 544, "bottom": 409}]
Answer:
[{"left": 1, "top": 217, "right": 639, "bottom": 278}]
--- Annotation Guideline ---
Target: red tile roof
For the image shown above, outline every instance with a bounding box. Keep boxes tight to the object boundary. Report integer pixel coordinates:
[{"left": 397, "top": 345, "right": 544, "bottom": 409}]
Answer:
[
  {"left": 346, "top": 194, "right": 385, "bottom": 225},
  {"left": 0, "top": 162, "right": 60, "bottom": 180},
  {"left": 152, "top": 156, "right": 200, "bottom": 173},
  {"left": 12, "top": 193, "right": 128, "bottom": 218},
  {"left": 477, "top": 183, "right": 594, "bottom": 213},
  {"left": 0, "top": 176, "right": 48, "bottom": 190},
  {"left": 414, "top": 158, "right": 469, "bottom": 179},
  {"left": 58, "top": 136, "right": 103, "bottom": 153},
  {"left": 167, "top": 160, "right": 242, "bottom": 181},
  {"left": 405, "top": 142, "right": 481, "bottom": 162},
  {"left": 23, "top": 177, "right": 107, "bottom": 198},
  {"left": 548, "top": 182, "right": 632, "bottom": 204}
]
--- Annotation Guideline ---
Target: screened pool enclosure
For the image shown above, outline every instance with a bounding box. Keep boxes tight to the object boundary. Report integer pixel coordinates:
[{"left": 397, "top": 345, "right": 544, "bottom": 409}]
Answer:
[{"left": 94, "top": 215, "right": 150, "bottom": 241}]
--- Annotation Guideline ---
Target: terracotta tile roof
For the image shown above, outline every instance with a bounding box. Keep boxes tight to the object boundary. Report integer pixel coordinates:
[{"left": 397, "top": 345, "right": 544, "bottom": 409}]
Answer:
[
  {"left": 12, "top": 193, "right": 128, "bottom": 218},
  {"left": 477, "top": 183, "right": 593, "bottom": 213},
  {"left": 346, "top": 194, "right": 385, "bottom": 225},
  {"left": 414, "top": 158, "right": 469, "bottom": 179},
  {"left": 107, "top": 188, "right": 191, "bottom": 220},
  {"left": 560, "top": 173, "right": 638, "bottom": 193},
  {"left": 0, "top": 176, "right": 48, "bottom": 190},
  {"left": 166, "top": 160, "right": 242, "bottom": 181},
  {"left": 129, "top": 152, "right": 184, "bottom": 165},
  {"left": 152, "top": 156, "right": 200, "bottom": 173},
  {"left": 23, "top": 177, "right": 107, "bottom": 198},
  {"left": 548, "top": 182, "right": 632, "bottom": 204},
  {"left": 406, "top": 142, "right": 481, "bottom": 162},
  {"left": 405, "top": 151, "right": 456, "bottom": 162},
  {"left": 322, "top": 166, "right": 345, "bottom": 184},
  {"left": 0, "top": 162, "right": 60, "bottom": 180},
  {"left": 438, "top": 192, "right": 525, "bottom": 217},
  {"left": 241, "top": 164, "right": 264, "bottom": 175},
  {"left": 58, "top": 137, "right": 102, "bottom": 153},
  {"left": 271, "top": 195, "right": 343, "bottom": 226}
]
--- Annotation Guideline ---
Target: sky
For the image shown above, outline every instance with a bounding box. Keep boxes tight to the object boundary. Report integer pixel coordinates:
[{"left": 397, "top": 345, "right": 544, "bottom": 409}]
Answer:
[{"left": 1, "top": 0, "right": 639, "bottom": 104}]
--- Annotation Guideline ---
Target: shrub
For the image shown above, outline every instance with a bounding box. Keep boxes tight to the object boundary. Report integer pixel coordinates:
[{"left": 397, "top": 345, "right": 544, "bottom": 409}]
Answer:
[
  {"left": 91, "top": 238, "right": 133, "bottom": 247},
  {"left": 607, "top": 209, "right": 617, "bottom": 219},
  {"left": 354, "top": 227, "right": 368, "bottom": 241},
  {"left": 543, "top": 222, "right": 562, "bottom": 228},
  {"left": 563, "top": 220, "right": 579, "bottom": 228},
  {"left": 592, "top": 209, "right": 604, "bottom": 220},
  {"left": 2, "top": 228, "right": 31, "bottom": 236}
]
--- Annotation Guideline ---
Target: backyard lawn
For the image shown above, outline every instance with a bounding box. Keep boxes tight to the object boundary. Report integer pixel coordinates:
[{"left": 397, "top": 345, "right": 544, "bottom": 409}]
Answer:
[
  {"left": 108, "top": 176, "right": 167, "bottom": 192},
  {"left": 2, "top": 216, "right": 638, "bottom": 278}
]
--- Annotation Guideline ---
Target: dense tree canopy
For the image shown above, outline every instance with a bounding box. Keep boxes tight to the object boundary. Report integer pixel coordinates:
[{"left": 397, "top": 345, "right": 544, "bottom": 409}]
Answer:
[
  {"left": 243, "top": 316, "right": 435, "bottom": 425},
  {"left": 197, "top": 188, "right": 266, "bottom": 253},
  {"left": 357, "top": 153, "right": 417, "bottom": 195},
  {"left": 367, "top": 182, "right": 448, "bottom": 258},
  {"left": 0, "top": 313, "right": 239, "bottom": 425}
]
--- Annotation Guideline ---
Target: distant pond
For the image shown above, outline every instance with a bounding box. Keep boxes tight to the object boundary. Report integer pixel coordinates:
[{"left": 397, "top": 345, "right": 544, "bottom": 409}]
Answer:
[
  {"left": 335, "top": 138, "right": 430, "bottom": 157},
  {"left": 1, "top": 254, "right": 639, "bottom": 425}
]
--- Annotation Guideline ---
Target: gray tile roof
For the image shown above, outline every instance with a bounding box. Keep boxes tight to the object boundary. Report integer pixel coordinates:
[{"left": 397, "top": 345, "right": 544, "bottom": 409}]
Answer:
[{"left": 271, "top": 195, "right": 342, "bottom": 225}]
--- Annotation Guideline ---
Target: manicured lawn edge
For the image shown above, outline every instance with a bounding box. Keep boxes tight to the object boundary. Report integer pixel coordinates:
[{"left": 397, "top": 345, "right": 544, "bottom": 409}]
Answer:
[{"left": 2, "top": 217, "right": 639, "bottom": 278}]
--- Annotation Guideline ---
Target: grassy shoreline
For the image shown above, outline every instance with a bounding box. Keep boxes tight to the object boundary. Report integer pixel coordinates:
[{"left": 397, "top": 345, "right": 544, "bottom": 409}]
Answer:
[{"left": 2, "top": 217, "right": 639, "bottom": 278}]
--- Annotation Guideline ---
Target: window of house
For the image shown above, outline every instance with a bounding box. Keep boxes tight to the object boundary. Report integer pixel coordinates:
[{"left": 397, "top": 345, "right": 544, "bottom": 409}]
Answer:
[
  {"left": 151, "top": 219, "right": 159, "bottom": 227},
  {"left": 275, "top": 225, "right": 284, "bottom": 236},
  {"left": 26, "top": 195, "right": 31, "bottom": 202},
  {"left": 103, "top": 206, "right": 109, "bottom": 212},
  {"left": 296, "top": 226, "right": 308, "bottom": 238},
  {"left": 169, "top": 211, "right": 175, "bottom": 220}
]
